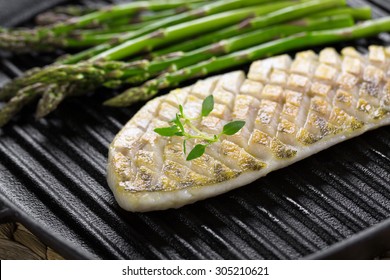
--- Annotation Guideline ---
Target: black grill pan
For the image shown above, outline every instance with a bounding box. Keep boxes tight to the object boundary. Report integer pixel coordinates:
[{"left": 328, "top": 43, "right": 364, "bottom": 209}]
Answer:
[{"left": 0, "top": 0, "right": 390, "bottom": 260}]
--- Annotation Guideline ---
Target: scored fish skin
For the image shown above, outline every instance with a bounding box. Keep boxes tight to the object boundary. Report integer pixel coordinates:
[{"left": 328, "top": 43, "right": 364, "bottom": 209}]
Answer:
[{"left": 108, "top": 45, "right": 390, "bottom": 212}]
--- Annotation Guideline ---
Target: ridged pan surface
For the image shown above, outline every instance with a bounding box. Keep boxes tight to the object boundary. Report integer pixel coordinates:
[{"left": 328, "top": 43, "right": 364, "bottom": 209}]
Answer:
[{"left": 0, "top": 0, "right": 390, "bottom": 259}]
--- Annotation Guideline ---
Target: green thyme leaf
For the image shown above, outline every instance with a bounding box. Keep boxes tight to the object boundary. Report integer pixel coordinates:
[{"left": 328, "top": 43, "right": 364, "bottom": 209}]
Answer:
[
  {"left": 175, "top": 113, "right": 185, "bottom": 132},
  {"left": 186, "top": 144, "right": 206, "bottom": 161},
  {"left": 222, "top": 120, "right": 246, "bottom": 135},
  {"left": 154, "top": 125, "right": 180, "bottom": 137},
  {"left": 183, "top": 139, "right": 187, "bottom": 155},
  {"left": 154, "top": 96, "right": 246, "bottom": 161},
  {"left": 201, "top": 95, "right": 214, "bottom": 117},
  {"left": 176, "top": 114, "right": 184, "bottom": 132},
  {"left": 179, "top": 105, "right": 184, "bottom": 117}
]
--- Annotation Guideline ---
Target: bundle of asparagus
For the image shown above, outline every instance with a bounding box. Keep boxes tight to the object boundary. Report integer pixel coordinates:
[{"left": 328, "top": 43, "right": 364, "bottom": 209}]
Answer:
[{"left": 0, "top": 0, "right": 389, "bottom": 127}]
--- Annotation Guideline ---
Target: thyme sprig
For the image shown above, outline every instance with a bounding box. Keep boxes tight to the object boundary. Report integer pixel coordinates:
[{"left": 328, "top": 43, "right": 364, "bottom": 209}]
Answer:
[{"left": 154, "top": 95, "right": 245, "bottom": 161}]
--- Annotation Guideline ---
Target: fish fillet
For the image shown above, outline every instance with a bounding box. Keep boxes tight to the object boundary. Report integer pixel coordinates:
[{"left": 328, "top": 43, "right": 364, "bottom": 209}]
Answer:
[{"left": 108, "top": 45, "right": 390, "bottom": 212}]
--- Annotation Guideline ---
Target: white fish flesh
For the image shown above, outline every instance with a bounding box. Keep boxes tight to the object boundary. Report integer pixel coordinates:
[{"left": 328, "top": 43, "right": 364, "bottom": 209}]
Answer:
[{"left": 107, "top": 45, "right": 390, "bottom": 212}]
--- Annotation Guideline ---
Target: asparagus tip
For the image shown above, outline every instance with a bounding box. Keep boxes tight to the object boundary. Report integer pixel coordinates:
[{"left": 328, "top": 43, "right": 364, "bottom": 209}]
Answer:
[
  {"left": 0, "top": 108, "right": 15, "bottom": 128},
  {"left": 103, "top": 87, "right": 141, "bottom": 107},
  {"left": 103, "top": 96, "right": 123, "bottom": 107}
]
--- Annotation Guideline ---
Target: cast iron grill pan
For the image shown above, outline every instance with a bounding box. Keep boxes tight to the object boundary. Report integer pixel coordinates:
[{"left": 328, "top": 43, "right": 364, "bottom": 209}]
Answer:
[{"left": 0, "top": 0, "right": 390, "bottom": 259}]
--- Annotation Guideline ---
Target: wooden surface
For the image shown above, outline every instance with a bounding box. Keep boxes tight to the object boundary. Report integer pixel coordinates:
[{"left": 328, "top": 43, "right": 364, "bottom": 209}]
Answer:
[{"left": 0, "top": 223, "right": 64, "bottom": 260}]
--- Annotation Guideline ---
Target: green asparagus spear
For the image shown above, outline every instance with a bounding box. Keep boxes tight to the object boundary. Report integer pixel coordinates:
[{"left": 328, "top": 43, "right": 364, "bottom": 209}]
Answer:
[
  {"left": 0, "top": 14, "right": 360, "bottom": 123},
  {"left": 0, "top": 61, "right": 128, "bottom": 125},
  {"left": 60, "top": 0, "right": 281, "bottom": 64},
  {"left": 118, "top": 14, "right": 354, "bottom": 84},
  {"left": 314, "top": 6, "right": 372, "bottom": 20},
  {"left": 50, "top": 0, "right": 209, "bottom": 33},
  {"left": 93, "top": 0, "right": 344, "bottom": 62},
  {"left": 67, "top": 1, "right": 223, "bottom": 48},
  {"left": 107, "top": 2, "right": 208, "bottom": 26},
  {"left": 104, "top": 17, "right": 390, "bottom": 107},
  {"left": 72, "top": 0, "right": 208, "bottom": 34},
  {"left": 0, "top": 14, "right": 358, "bottom": 124},
  {"left": 0, "top": 0, "right": 208, "bottom": 52},
  {"left": 0, "top": 2, "right": 385, "bottom": 127},
  {"left": 0, "top": 68, "right": 42, "bottom": 102},
  {"left": 151, "top": 4, "right": 369, "bottom": 57},
  {"left": 65, "top": 0, "right": 347, "bottom": 49},
  {"left": 35, "top": 5, "right": 98, "bottom": 25}
]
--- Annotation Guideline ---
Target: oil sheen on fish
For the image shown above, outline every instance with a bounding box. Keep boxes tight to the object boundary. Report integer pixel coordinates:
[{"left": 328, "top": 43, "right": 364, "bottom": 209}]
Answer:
[{"left": 107, "top": 45, "right": 390, "bottom": 212}]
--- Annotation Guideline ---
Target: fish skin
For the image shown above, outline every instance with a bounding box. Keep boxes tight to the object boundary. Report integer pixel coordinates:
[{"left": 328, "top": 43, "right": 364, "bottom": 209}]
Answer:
[{"left": 108, "top": 45, "right": 390, "bottom": 212}]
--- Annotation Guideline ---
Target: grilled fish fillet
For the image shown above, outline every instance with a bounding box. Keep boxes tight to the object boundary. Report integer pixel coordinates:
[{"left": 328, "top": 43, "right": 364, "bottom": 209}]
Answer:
[{"left": 108, "top": 45, "right": 390, "bottom": 212}]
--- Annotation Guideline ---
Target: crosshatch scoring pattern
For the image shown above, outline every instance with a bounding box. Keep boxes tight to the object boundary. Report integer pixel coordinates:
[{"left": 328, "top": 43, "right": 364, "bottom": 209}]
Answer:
[{"left": 110, "top": 46, "right": 390, "bottom": 196}]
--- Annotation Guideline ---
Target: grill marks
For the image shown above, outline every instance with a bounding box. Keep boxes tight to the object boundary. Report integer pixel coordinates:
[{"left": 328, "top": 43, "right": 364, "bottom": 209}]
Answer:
[
  {"left": 1, "top": 128, "right": 153, "bottom": 259},
  {"left": 110, "top": 45, "right": 390, "bottom": 212},
  {"left": 0, "top": 136, "right": 126, "bottom": 258},
  {"left": 2, "top": 58, "right": 390, "bottom": 259},
  {"left": 106, "top": 43, "right": 390, "bottom": 255}
]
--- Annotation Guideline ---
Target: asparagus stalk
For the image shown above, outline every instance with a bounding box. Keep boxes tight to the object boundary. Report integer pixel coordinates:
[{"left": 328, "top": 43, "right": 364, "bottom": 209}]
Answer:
[
  {"left": 0, "top": 1, "right": 290, "bottom": 100},
  {"left": 0, "top": 0, "right": 208, "bottom": 52},
  {"left": 245, "top": 0, "right": 346, "bottom": 29},
  {"left": 93, "top": 0, "right": 334, "bottom": 62},
  {"left": 151, "top": 4, "right": 369, "bottom": 58},
  {"left": 0, "top": 14, "right": 356, "bottom": 123},
  {"left": 47, "top": 0, "right": 210, "bottom": 34},
  {"left": 35, "top": 5, "right": 99, "bottom": 25},
  {"left": 72, "top": 2, "right": 219, "bottom": 41},
  {"left": 70, "top": 11, "right": 187, "bottom": 41},
  {"left": 0, "top": 1, "right": 384, "bottom": 126},
  {"left": 314, "top": 6, "right": 372, "bottom": 20},
  {"left": 98, "top": 0, "right": 274, "bottom": 41},
  {"left": 104, "top": 17, "right": 390, "bottom": 107},
  {"left": 67, "top": 15, "right": 190, "bottom": 48},
  {"left": 0, "top": 13, "right": 357, "bottom": 124},
  {"left": 35, "top": 5, "right": 101, "bottom": 25},
  {"left": 118, "top": 14, "right": 355, "bottom": 83},
  {"left": 107, "top": 2, "right": 208, "bottom": 26},
  {"left": 76, "top": 20, "right": 155, "bottom": 36},
  {"left": 0, "top": 61, "right": 130, "bottom": 125},
  {"left": 0, "top": 85, "right": 42, "bottom": 126},
  {"left": 66, "top": 0, "right": 347, "bottom": 49},
  {"left": 60, "top": 0, "right": 279, "bottom": 64},
  {"left": 78, "top": 1, "right": 209, "bottom": 33},
  {"left": 0, "top": 68, "right": 41, "bottom": 102},
  {"left": 49, "top": 15, "right": 358, "bottom": 93}
]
